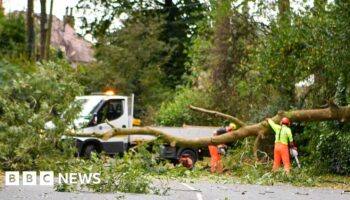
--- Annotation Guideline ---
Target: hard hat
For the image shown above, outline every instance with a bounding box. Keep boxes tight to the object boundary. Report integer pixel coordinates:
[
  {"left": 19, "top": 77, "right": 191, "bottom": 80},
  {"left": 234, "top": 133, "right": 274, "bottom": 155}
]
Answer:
[
  {"left": 229, "top": 123, "right": 237, "bottom": 129},
  {"left": 280, "top": 117, "right": 291, "bottom": 126}
]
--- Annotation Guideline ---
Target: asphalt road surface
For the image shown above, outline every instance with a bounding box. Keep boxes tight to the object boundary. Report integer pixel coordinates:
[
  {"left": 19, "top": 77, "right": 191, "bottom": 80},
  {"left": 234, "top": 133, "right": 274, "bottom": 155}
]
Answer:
[{"left": 0, "top": 180, "right": 349, "bottom": 200}]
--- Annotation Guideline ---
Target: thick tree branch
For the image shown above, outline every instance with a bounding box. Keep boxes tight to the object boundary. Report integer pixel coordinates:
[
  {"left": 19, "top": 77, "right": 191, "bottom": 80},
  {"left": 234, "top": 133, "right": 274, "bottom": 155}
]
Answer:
[
  {"left": 71, "top": 105, "right": 350, "bottom": 148},
  {"left": 189, "top": 105, "right": 247, "bottom": 127}
]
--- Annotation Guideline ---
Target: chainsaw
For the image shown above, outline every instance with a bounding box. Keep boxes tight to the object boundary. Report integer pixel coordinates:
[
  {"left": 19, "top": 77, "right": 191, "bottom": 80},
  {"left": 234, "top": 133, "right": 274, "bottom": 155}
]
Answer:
[{"left": 290, "top": 148, "right": 301, "bottom": 168}]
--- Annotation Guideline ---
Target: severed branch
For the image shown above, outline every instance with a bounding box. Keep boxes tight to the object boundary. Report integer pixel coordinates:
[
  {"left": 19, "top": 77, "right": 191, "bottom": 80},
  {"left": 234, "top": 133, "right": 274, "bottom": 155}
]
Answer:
[
  {"left": 71, "top": 104, "right": 350, "bottom": 148},
  {"left": 189, "top": 105, "right": 247, "bottom": 128}
]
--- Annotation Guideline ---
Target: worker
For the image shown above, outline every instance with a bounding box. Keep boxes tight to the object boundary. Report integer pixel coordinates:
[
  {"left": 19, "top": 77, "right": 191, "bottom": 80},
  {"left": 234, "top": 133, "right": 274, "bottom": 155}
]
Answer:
[
  {"left": 267, "top": 117, "right": 297, "bottom": 175},
  {"left": 208, "top": 123, "right": 236, "bottom": 173}
]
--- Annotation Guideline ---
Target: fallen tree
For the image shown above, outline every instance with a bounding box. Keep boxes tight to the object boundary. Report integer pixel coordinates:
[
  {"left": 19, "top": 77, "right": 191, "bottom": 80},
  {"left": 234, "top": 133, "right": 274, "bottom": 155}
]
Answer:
[{"left": 71, "top": 101, "right": 350, "bottom": 148}]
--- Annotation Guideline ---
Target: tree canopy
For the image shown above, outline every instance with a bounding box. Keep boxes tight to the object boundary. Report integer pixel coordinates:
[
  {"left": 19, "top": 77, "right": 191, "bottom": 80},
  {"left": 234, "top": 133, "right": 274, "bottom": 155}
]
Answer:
[{"left": 1, "top": 0, "right": 350, "bottom": 176}]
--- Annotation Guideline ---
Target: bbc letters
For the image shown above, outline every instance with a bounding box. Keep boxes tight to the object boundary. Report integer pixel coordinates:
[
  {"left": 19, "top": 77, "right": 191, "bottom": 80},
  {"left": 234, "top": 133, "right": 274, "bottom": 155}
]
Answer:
[{"left": 5, "top": 171, "right": 101, "bottom": 185}]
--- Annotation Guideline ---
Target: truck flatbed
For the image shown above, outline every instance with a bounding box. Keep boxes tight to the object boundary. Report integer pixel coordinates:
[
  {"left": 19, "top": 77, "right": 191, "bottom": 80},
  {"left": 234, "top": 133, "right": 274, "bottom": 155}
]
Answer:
[{"left": 129, "top": 125, "right": 219, "bottom": 144}]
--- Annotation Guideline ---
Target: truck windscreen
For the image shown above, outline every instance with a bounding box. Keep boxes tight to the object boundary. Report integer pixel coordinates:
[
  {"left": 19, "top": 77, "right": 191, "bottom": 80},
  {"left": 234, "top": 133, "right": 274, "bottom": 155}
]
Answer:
[{"left": 77, "top": 98, "right": 103, "bottom": 117}]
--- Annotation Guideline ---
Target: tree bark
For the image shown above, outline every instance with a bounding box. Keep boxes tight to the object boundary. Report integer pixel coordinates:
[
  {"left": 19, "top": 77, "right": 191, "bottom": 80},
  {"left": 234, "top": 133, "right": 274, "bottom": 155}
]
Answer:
[
  {"left": 278, "top": 0, "right": 290, "bottom": 23},
  {"left": 40, "top": 0, "right": 47, "bottom": 61},
  {"left": 72, "top": 103, "right": 350, "bottom": 148},
  {"left": 0, "top": 0, "right": 4, "bottom": 14},
  {"left": 45, "top": 0, "right": 53, "bottom": 60},
  {"left": 278, "top": 0, "right": 290, "bottom": 15},
  {"left": 26, "top": 0, "right": 35, "bottom": 60}
]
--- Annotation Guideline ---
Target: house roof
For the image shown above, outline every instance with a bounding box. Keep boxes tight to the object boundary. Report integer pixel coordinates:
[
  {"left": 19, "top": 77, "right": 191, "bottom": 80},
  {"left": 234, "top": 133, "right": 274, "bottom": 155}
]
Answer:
[{"left": 50, "top": 15, "right": 95, "bottom": 63}]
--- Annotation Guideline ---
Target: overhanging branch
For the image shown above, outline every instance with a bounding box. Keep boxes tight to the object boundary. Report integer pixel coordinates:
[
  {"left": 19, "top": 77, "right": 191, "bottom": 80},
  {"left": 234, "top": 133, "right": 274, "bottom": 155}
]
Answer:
[{"left": 189, "top": 105, "right": 247, "bottom": 127}]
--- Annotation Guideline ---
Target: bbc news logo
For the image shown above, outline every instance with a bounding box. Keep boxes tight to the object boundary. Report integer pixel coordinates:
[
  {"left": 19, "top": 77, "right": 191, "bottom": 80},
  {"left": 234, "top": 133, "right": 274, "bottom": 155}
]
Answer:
[{"left": 5, "top": 171, "right": 101, "bottom": 186}]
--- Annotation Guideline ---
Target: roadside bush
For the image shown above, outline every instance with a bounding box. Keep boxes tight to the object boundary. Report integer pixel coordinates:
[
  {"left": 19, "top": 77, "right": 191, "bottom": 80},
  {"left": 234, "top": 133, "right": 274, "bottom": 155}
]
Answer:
[
  {"left": 317, "top": 128, "right": 350, "bottom": 175},
  {"left": 0, "top": 60, "right": 83, "bottom": 171},
  {"left": 294, "top": 122, "right": 350, "bottom": 175}
]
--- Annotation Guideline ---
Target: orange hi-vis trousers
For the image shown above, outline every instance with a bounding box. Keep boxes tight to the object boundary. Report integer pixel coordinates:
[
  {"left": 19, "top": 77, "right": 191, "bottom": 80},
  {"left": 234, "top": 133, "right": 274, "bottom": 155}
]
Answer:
[
  {"left": 208, "top": 145, "right": 223, "bottom": 173},
  {"left": 273, "top": 142, "right": 290, "bottom": 174}
]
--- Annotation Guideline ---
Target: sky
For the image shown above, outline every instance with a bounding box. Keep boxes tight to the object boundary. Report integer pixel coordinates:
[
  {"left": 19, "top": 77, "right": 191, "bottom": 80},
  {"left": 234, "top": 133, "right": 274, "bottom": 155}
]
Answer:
[
  {"left": 3, "top": 0, "right": 81, "bottom": 30},
  {"left": 2, "top": 0, "right": 121, "bottom": 41},
  {"left": 3, "top": 0, "right": 80, "bottom": 20}
]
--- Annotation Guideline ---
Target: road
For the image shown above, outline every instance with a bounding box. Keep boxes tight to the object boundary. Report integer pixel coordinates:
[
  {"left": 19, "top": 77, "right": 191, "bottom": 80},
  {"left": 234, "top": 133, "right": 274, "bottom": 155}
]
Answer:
[{"left": 0, "top": 180, "right": 349, "bottom": 200}]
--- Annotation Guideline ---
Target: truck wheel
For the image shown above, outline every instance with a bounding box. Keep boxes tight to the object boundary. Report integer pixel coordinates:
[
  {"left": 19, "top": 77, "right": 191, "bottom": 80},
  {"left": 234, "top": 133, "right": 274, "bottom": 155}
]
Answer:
[
  {"left": 83, "top": 144, "right": 98, "bottom": 158},
  {"left": 179, "top": 149, "right": 197, "bottom": 169}
]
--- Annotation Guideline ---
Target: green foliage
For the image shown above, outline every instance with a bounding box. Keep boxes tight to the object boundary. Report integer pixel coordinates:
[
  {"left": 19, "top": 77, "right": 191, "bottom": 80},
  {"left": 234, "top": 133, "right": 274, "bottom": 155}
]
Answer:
[
  {"left": 158, "top": 0, "right": 207, "bottom": 88},
  {"left": 298, "top": 122, "right": 350, "bottom": 175},
  {"left": 252, "top": 3, "right": 350, "bottom": 108},
  {"left": 1, "top": 0, "right": 350, "bottom": 193},
  {"left": 236, "top": 2, "right": 350, "bottom": 177},
  {"left": 0, "top": 60, "right": 83, "bottom": 171},
  {"left": 77, "top": 0, "right": 207, "bottom": 88},
  {"left": 54, "top": 155, "right": 153, "bottom": 193},
  {"left": 54, "top": 140, "right": 171, "bottom": 194},
  {"left": 78, "top": 14, "right": 171, "bottom": 123},
  {"left": 0, "top": 13, "right": 26, "bottom": 57},
  {"left": 156, "top": 87, "right": 222, "bottom": 126},
  {"left": 182, "top": 0, "right": 263, "bottom": 122},
  {"left": 317, "top": 126, "right": 350, "bottom": 175}
]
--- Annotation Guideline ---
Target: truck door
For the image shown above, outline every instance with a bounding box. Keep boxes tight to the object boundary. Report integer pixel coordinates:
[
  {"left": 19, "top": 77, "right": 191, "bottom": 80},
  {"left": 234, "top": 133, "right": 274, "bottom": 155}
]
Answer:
[
  {"left": 94, "top": 99, "right": 128, "bottom": 133},
  {"left": 92, "top": 98, "right": 128, "bottom": 154}
]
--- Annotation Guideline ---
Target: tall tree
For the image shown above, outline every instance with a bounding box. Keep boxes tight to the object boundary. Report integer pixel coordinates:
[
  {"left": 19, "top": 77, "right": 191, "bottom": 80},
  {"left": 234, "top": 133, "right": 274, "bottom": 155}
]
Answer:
[
  {"left": 26, "top": 0, "right": 35, "bottom": 60},
  {"left": 45, "top": 0, "right": 54, "bottom": 60},
  {"left": 40, "top": 0, "right": 47, "bottom": 61},
  {"left": 159, "top": 0, "right": 186, "bottom": 88},
  {"left": 207, "top": 0, "right": 257, "bottom": 117},
  {"left": 77, "top": 0, "right": 206, "bottom": 88},
  {"left": 278, "top": 0, "right": 290, "bottom": 13},
  {"left": 0, "top": 0, "right": 3, "bottom": 15},
  {"left": 156, "top": 0, "right": 206, "bottom": 88},
  {"left": 78, "top": 14, "right": 171, "bottom": 122},
  {"left": 278, "top": 0, "right": 290, "bottom": 23}
]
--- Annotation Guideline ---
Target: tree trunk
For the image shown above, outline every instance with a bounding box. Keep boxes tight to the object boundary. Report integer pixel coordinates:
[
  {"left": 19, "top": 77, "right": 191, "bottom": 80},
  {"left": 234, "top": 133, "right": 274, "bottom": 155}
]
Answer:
[
  {"left": 278, "top": 0, "right": 290, "bottom": 23},
  {"left": 26, "top": 0, "right": 35, "bottom": 60},
  {"left": 278, "top": 0, "right": 290, "bottom": 15},
  {"left": 40, "top": 0, "right": 47, "bottom": 61},
  {"left": 45, "top": 0, "right": 53, "bottom": 60},
  {"left": 0, "top": 0, "right": 4, "bottom": 14},
  {"left": 72, "top": 103, "right": 350, "bottom": 148}
]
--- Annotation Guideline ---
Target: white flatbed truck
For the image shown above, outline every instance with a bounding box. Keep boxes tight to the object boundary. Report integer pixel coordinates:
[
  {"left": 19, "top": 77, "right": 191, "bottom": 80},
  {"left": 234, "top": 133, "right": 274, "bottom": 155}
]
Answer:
[{"left": 66, "top": 92, "right": 217, "bottom": 166}]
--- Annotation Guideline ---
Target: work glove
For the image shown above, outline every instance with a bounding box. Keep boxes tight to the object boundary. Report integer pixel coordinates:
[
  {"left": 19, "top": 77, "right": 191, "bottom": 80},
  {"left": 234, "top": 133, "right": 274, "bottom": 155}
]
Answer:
[
  {"left": 218, "top": 147, "right": 226, "bottom": 155},
  {"left": 293, "top": 146, "right": 298, "bottom": 153},
  {"left": 218, "top": 144, "right": 227, "bottom": 155}
]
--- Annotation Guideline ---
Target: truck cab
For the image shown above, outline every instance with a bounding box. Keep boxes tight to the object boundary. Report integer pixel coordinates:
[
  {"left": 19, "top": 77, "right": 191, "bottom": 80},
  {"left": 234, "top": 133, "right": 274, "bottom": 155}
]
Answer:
[{"left": 73, "top": 93, "right": 134, "bottom": 157}]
